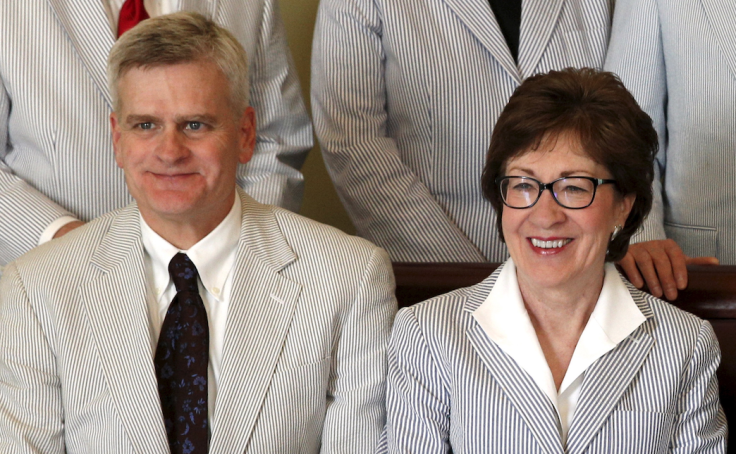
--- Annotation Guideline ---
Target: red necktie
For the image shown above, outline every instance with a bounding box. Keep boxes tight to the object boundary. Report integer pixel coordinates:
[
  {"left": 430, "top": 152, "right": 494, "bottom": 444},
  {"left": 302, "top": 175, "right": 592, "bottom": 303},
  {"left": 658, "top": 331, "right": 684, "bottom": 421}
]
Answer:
[{"left": 117, "top": 0, "right": 150, "bottom": 38}]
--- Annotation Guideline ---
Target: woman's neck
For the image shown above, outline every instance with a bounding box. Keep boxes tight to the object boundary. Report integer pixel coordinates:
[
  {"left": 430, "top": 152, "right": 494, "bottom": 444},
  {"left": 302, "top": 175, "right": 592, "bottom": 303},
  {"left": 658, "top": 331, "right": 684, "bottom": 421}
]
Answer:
[{"left": 517, "top": 269, "right": 605, "bottom": 390}]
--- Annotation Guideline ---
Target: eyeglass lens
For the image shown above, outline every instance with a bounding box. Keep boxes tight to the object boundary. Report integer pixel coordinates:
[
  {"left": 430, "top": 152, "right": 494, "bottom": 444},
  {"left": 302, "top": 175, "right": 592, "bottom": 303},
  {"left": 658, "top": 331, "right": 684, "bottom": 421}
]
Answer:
[{"left": 500, "top": 177, "right": 597, "bottom": 208}]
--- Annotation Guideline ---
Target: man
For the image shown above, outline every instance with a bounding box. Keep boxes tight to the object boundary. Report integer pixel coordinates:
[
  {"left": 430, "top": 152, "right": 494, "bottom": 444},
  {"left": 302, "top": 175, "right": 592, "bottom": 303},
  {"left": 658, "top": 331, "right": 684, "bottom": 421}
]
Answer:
[
  {"left": 0, "top": 0, "right": 311, "bottom": 267},
  {"left": 311, "top": 0, "right": 615, "bottom": 263},
  {"left": 604, "top": 0, "right": 725, "bottom": 300},
  {"left": 0, "top": 13, "right": 395, "bottom": 453}
]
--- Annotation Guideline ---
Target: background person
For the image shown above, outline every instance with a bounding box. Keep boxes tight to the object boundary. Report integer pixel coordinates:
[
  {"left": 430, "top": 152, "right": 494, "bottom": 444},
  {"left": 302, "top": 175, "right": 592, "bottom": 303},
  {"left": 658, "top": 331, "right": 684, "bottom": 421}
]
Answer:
[
  {"left": 602, "top": 0, "right": 727, "bottom": 301},
  {"left": 0, "top": 13, "right": 395, "bottom": 453},
  {"left": 379, "top": 68, "right": 726, "bottom": 453},
  {"left": 0, "top": 0, "right": 312, "bottom": 267},
  {"left": 311, "top": 0, "right": 615, "bottom": 263}
]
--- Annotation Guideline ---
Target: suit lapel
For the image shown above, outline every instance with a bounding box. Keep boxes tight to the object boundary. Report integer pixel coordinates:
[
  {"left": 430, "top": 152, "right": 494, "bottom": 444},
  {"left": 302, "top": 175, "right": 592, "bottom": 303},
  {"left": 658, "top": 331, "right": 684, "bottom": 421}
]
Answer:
[
  {"left": 80, "top": 206, "right": 169, "bottom": 454},
  {"left": 699, "top": 0, "right": 736, "bottom": 80},
  {"left": 209, "top": 192, "right": 302, "bottom": 453},
  {"left": 440, "top": 0, "right": 520, "bottom": 83},
  {"left": 565, "top": 295, "right": 655, "bottom": 454},
  {"left": 46, "top": 0, "right": 115, "bottom": 108},
  {"left": 517, "top": 0, "right": 565, "bottom": 78},
  {"left": 464, "top": 278, "right": 564, "bottom": 454}
]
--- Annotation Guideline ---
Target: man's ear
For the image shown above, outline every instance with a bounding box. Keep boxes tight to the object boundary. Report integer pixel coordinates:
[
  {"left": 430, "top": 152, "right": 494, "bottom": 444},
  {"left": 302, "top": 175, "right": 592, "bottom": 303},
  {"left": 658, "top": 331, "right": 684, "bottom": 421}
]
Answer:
[
  {"left": 238, "top": 106, "right": 256, "bottom": 165},
  {"left": 110, "top": 112, "right": 124, "bottom": 169}
]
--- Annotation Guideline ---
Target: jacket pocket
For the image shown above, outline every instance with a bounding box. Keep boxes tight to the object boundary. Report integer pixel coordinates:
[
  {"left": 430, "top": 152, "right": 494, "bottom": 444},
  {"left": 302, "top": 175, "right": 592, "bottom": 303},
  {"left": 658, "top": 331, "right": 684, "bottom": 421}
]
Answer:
[
  {"left": 664, "top": 222, "right": 718, "bottom": 258},
  {"left": 601, "top": 410, "right": 675, "bottom": 453}
]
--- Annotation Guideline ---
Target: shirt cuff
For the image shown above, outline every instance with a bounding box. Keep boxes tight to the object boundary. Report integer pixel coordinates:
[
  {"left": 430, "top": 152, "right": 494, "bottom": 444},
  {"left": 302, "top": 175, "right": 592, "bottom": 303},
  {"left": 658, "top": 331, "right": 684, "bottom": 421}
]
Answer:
[{"left": 39, "top": 216, "right": 81, "bottom": 246}]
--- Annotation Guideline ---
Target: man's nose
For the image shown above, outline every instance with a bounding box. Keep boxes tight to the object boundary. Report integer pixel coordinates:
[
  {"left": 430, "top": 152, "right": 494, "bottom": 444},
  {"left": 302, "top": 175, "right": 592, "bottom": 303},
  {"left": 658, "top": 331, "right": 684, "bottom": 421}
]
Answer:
[{"left": 157, "top": 128, "right": 190, "bottom": 163}]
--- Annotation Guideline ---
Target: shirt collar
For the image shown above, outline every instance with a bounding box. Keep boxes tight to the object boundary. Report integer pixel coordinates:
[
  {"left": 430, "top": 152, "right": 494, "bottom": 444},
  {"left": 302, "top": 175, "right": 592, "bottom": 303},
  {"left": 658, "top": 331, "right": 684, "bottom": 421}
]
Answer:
[
  {"left": 472, "top": 259, "right": 646, "bottom": 403},
  {"left": 140, "top": 195, "right": 242, "bottom": 302},
  {"left": 561, "top": 262, "right": 646, "bottom": 392}
]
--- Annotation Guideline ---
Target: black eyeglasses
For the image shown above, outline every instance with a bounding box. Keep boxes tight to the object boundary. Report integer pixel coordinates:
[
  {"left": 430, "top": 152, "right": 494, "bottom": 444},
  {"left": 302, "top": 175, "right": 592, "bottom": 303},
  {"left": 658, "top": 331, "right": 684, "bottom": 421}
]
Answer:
[{"left": 496, "top": 176, "right": 617, "bottom": 209}]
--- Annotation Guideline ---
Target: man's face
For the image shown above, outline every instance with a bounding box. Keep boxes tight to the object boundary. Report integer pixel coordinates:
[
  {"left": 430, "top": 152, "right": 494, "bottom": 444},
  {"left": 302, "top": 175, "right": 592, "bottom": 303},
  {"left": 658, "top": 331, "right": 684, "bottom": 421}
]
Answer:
[{"left": 111, "top": 61, "right": 255, "bottom": 232}]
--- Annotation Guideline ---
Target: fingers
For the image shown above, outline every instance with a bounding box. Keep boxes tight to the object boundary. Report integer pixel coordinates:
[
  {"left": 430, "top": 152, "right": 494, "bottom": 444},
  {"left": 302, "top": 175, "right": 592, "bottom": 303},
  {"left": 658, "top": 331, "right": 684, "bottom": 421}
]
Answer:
[
  {"left": 618, "top": 252, "right": 644, "bottom": 289},
  {"left": 619, "top": 241, "right": 721, "bottom": 301},
  {"left": 620, "top": 240, "right": 686, "bottom": 300},
  {"left": 627, "top": 242, "right": 668, "bottom": 298}
]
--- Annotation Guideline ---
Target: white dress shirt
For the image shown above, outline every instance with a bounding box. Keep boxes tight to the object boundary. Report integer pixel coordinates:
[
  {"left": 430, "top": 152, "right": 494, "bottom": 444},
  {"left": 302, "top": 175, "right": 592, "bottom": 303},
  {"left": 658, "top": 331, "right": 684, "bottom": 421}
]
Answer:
[
  {"left": 472, "top": 259, "right": 646, "bottom": 443},
  {"left": 140, "top": 195, "right": 241, "bottom": 430}
]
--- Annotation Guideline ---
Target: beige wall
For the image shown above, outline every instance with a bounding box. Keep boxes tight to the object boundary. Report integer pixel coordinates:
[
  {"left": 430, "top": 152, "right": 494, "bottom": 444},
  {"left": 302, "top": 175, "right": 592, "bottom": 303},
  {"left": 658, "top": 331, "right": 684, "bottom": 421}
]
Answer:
[{"left": 278, "top": 0, "right": 356, "bottom": 235}]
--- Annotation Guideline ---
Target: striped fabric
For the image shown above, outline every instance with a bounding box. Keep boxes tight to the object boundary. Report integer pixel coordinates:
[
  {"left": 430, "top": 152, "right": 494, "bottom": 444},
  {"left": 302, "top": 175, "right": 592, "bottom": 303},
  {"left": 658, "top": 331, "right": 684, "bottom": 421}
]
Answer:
[
  {"left": 0, "top": 0, "right": 312, "bottom": 267},
  {"left": 604, "top": 0, "right": 736, "bottom": 263},
  {"left": 0, "top": 190, "right": 397, "bottom": 453},
  {"left": 311, "top": 0, "right": 614, "bottom": 262},
  {"left": 377, "top": 264, "right": 727, "bottom": 453}
]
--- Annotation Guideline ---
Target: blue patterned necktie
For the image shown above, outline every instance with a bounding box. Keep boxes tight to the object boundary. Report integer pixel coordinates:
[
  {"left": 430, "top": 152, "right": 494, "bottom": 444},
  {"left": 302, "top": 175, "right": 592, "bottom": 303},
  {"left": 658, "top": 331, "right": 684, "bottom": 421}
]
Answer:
[{"left": 154, "top": 253, "right": 209, "bottom": 454}]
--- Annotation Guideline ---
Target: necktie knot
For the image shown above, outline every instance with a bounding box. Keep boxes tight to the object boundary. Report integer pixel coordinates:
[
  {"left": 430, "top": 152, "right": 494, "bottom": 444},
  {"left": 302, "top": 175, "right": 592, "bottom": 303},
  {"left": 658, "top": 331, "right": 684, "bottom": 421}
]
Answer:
[{"left": 168, "top": 253, "right": 199, "bottom": 293}]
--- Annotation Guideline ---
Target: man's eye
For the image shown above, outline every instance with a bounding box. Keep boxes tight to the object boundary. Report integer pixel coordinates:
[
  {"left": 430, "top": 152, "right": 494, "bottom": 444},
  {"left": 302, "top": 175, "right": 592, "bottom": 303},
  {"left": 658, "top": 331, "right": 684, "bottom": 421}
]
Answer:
[
  {"left": 186, "top": 121, "right": 204, "bottom": 131},
  {"left": 137, "top": 122, "right": 154, "bottom": 130}
]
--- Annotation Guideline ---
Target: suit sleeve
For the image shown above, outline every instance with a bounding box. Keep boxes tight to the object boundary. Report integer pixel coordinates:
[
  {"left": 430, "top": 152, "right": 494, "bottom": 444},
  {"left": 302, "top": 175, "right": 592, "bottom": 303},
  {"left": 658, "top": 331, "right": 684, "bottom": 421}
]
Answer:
[
  {"left": 376, "top": 307, "right": 450, "bottom": 454},
  {"left": 310, "top": 0, "right": 487, "bottom": 262},
  {"left": 604, "top": 0, "right": 668, "bottom": 242},
  {"left": 670, "top": 320, "right": 727, "bottom": 453},
  {"left": 237, "top": 0, "right": 313, "bottom": 212},
  {"left": 0, "top": 263, "right": 65, "bottom": 453},
  {"left": 320, "top": 247, "right": 397, "bottom": 453},
  {"left": 0, "top": 78, "right": 74, "bottom": 265}
]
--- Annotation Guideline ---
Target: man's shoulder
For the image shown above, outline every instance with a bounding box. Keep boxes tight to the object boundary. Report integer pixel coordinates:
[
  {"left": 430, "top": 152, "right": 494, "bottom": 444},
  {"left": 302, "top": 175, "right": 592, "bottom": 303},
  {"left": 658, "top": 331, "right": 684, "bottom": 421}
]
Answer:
[
  {"left": 271, "top": 205, "right": 377, "bottom": 253},
  {"left": 9, "top": 207, "right": 136, "bottom": 282},
  {"left": 249, "top": 203, "right": 392, "bottom": 287},
  {"left": 239, "top": 190, "right": 382, "bottom": 261}
]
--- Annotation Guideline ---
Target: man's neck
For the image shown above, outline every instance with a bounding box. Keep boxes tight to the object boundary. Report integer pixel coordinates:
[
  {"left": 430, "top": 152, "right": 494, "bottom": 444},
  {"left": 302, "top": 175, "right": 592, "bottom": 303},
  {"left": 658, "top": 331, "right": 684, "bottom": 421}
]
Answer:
[{"left": 140, "top": 192, "right": 238, "bottom": 250}]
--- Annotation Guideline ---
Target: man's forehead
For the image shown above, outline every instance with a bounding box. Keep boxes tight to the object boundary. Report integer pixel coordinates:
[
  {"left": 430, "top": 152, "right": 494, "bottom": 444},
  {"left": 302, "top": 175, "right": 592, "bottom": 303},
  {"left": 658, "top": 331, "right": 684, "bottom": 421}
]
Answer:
[{"left": 118, "top": 57, "right": 220, "bottom": 79}]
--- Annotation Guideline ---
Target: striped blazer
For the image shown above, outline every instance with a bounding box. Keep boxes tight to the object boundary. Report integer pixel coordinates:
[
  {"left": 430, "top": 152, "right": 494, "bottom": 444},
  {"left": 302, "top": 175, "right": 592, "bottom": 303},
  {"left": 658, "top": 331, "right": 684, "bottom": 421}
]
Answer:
[
  {"left": 0, "top": 0, "right": 312, "bottom": 266},
  {"left": 0, "top": 190, "right": 397, "bottom": 453},
  {"left": 604, "top": 0, "right": 736, "bottom": 263},
  {"left": 311, "top": 0, "right": 613, "bottom": 262},
  {"left": 378, "top": 265, "right": 727, "bottom": 453}
]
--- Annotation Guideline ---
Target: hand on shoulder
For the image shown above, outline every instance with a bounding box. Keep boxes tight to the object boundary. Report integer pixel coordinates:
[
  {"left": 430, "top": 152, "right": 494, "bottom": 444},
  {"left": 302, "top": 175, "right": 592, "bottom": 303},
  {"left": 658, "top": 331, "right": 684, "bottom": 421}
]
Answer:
[{"left": 618, "top": 239, "right": 719, "bottom": 300}]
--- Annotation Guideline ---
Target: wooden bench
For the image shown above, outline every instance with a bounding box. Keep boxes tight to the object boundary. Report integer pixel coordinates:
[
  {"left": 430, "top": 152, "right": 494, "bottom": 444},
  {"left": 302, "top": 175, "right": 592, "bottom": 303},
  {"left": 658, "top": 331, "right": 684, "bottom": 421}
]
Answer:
[{"left": 394, "top": 263, "right": 736, "bottom": 451}]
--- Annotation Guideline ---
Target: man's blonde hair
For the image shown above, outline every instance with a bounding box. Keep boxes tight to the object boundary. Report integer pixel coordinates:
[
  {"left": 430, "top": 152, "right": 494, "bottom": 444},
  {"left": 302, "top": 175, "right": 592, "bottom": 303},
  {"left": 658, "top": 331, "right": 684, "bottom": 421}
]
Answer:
[{"left": 108, "top": 11, "right": 249, "bottom": 113}]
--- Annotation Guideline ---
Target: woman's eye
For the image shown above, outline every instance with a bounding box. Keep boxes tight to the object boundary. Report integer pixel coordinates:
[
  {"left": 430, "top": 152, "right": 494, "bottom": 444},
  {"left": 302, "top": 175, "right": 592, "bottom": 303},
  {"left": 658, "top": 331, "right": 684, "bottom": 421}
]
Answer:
[
  {"left": 512, "top": 183, "right": 535, "bottom": 191},
  {"left": 562, "top": 185, "right": 589, "bottom": 194}
]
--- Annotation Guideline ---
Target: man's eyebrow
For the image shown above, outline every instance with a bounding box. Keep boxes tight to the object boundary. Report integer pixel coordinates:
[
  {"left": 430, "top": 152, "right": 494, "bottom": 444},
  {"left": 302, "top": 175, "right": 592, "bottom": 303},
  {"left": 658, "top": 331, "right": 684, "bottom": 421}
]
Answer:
[
  {"left": 174, "top": 114, "right": 219, "bottom": 124},
  {"left": 125, "top": 114, "right": 158, "bottom": 125}
]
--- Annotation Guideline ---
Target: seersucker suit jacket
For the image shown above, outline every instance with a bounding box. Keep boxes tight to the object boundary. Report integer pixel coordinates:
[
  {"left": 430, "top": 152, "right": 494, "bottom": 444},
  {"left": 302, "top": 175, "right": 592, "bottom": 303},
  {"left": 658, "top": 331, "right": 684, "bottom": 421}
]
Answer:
[
  {"left": 0, "top": 0, "right": 312, "bottom": 266},
  {"left": 378, "top": 265, "right": 727, "bottom": 453},
  {"left": 0, "top": 190, "right": 397, "bottom": 453},
  {"left": 604, "top": 0, "right": 736, "bottom": 264},
  {"left": 311, "top": 0, "right": 614, "bottom": 262}
]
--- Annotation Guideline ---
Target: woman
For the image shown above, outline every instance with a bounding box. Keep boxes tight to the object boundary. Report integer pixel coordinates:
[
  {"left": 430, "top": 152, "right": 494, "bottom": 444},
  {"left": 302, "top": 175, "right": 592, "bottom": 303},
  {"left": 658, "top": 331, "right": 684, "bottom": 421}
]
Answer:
[{"left": 378, "top": 68, "right": 726, "bottom": 453}]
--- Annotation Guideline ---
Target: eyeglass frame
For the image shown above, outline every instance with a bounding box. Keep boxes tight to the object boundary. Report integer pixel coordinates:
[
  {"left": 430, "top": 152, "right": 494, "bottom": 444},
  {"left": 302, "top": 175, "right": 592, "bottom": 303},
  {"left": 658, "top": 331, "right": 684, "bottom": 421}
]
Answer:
[{"left": 495, "top": 176, "right": 618, "bottom": 210}]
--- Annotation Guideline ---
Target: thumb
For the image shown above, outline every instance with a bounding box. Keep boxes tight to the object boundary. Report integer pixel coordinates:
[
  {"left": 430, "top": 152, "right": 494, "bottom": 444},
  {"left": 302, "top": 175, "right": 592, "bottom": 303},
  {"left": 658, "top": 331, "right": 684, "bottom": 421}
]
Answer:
[{"left": 685, "top": 256, "right": 720, "bottom": 266}]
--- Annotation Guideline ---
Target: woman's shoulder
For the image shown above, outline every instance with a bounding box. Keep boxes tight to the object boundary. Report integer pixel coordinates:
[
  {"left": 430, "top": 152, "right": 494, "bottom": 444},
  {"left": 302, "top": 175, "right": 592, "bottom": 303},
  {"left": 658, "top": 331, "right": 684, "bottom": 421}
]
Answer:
[
  {"left": 393, "top": 269, "right": 502, "bottom": 351},
  {"left": 400, "top": 267, "right": 500, "bottom": 324},
  {"left": 627, "top": 283, "right": 717, "bottom": 351}
]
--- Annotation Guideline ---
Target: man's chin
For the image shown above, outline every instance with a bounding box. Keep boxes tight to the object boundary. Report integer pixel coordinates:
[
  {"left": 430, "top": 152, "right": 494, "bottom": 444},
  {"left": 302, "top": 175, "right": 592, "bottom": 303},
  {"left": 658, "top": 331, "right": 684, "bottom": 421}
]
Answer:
[{"left": 137, "top": 195, "right": 203, "bottom": 222}]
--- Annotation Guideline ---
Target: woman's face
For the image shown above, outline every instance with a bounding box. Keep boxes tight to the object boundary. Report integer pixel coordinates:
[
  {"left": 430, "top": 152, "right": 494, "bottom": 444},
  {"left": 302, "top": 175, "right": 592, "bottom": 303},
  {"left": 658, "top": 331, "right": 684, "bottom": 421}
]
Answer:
[{"left": 501, "top": 134, "right": 635, "bottom": 293}]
